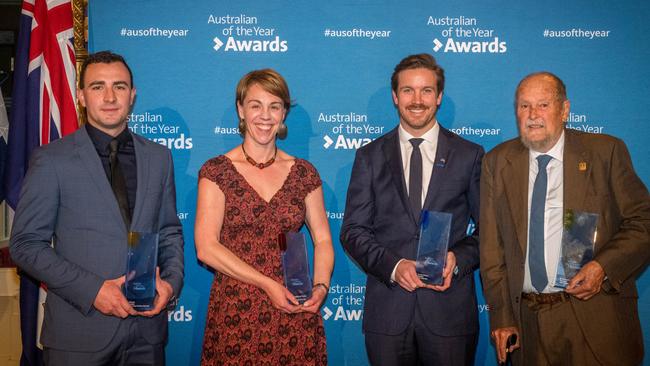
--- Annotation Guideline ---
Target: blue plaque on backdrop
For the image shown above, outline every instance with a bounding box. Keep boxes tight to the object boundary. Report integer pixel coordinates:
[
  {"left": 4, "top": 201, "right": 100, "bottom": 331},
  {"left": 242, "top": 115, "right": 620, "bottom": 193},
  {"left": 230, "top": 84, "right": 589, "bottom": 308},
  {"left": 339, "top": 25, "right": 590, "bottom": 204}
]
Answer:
[
  {"left": 279, "top": 232, "right": 312, "bottom": 304},
  {"left": 554, "top": 210, "right": 598, "bottom": 288},
  {"left": 415, "top": 211, "right": 452, "bottom": 285},
  {"left": 124, "top": 232, "right": 159, "bottom": 310}
]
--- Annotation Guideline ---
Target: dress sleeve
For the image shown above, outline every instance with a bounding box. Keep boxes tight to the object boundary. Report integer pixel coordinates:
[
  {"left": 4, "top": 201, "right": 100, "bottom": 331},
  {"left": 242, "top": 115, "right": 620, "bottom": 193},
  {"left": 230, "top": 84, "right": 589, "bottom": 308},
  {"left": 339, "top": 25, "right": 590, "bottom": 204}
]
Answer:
[
  {"left": 198, "top": 156, "right": 226, "bottom": 187},
  {"left": 296, "top": 159, "right": 322, "bottom": 195}
]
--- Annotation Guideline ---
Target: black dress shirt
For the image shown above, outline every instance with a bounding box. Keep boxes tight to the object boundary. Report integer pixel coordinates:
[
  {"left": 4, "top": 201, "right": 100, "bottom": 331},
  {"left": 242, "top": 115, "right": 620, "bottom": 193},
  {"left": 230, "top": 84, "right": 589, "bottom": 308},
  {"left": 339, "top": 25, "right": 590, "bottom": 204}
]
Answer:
[{"left": 85, "top": 123, "right": 137, "bottom": 218}]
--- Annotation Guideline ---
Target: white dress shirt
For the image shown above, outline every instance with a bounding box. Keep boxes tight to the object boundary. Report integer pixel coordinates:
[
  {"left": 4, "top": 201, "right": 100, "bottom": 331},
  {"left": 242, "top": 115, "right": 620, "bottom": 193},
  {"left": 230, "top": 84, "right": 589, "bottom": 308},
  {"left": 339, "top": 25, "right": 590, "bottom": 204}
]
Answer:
[
  {"left": 523, "top": 131, "right": 565, "bottom": 293},
  {"left": 390, "top": 122, "right": 440, "bottom": 281},
  {"left": 398, "top": 123, "right": 439, "bottom": 203}
]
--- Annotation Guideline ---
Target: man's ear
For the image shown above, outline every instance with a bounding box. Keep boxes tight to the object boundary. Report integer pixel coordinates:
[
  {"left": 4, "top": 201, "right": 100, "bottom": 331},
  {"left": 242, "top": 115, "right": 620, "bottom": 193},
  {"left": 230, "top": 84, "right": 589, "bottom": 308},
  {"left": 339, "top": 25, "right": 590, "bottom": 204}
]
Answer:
[{"left": 77, "top": 89, "right": 86, "bottom": 107}]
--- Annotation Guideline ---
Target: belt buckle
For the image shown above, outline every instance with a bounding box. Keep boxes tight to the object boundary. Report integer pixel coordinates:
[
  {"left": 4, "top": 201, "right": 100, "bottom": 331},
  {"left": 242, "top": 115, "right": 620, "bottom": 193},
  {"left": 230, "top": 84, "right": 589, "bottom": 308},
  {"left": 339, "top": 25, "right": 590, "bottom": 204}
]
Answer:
[{"left": 522, "top": 292, "right": 569, "bottom": 308}]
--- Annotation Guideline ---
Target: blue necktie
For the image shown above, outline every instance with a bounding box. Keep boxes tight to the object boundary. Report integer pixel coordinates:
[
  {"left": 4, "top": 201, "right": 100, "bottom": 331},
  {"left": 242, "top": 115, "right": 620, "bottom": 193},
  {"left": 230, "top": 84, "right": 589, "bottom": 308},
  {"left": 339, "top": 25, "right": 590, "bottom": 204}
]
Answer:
[
  {"left": 408, "top": 138, "right": 424, "bottom": 219},
  {"left": 530, "top": 154, "right": 552, "bottom": 292}
]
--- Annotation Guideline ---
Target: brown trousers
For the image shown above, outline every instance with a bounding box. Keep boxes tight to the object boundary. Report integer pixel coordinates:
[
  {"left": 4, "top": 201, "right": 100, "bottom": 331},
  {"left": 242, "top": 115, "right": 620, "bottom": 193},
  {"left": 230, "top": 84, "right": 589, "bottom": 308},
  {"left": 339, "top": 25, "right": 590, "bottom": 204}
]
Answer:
[{"left": 519, "top": 297, "right": 601, "bottom": 366}]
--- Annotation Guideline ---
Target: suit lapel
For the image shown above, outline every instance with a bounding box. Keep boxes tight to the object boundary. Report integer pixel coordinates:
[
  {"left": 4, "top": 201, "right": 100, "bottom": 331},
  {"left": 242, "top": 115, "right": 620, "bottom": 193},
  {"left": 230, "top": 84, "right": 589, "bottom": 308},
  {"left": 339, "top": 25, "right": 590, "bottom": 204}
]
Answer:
[
  {"left": 382, "top": 129, "right": 416, "bottom": 224},
  {"left": 74, "top": 127, "right": 126, "bottom": 230},
  {"left": 422, "top": 127, "right": 451, "bottom": 211},
  {"left": 563, "top": 130, "right": 590, "bottom": 211},
  {"left": 131, "top": 133, "right": 150, "bottom": 230},
  {"left": 503, "top": 142, "right": 530, "bottom": 255}
]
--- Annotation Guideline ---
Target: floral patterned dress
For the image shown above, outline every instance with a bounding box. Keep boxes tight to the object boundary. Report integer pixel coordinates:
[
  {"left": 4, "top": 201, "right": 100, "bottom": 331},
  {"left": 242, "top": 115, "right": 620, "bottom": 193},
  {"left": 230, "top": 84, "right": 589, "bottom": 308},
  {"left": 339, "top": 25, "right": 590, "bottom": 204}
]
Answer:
[{"left": 199, "top": 155, "right": 327, "bottom": 366}]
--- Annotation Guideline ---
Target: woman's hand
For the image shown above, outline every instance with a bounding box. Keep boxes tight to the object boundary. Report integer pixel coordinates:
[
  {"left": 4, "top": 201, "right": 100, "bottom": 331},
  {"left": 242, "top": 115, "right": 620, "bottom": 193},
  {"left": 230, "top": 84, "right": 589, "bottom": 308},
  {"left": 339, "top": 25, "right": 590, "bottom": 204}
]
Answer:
[
  {"left": 301, "top": 285, "right": 328, "bottom": 313},
  {"left": 263, "top": 279, "right": 302, "bottom": 314}
]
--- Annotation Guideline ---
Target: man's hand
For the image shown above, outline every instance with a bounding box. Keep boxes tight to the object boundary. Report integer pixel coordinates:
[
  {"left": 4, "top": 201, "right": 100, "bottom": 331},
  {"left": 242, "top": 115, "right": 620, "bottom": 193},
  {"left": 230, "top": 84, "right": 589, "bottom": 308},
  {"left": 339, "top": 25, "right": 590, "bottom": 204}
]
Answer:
[
  {"left": 394, "top": 260, "right": 425, "bottom": 292},
  {"left": 565, "top": 260, "right": 605, "bottom": 300},
  {"left": 93, "top": 276, "right": 137, "bottom": 318},
  {"left": 428, "top": 251, "right": 456, "bottom": 292},
  {"left": 139, "top": 268, "right": 174, "bottom": 317},
  {"left": 491, "top": 327, "right": 520, "bottom": 364}
]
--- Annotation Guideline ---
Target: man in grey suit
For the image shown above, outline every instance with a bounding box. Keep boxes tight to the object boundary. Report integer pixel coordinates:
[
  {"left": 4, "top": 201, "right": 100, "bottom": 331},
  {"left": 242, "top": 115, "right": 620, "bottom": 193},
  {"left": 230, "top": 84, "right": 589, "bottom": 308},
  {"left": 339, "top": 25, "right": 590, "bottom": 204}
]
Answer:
[{"left": 10, "top": 51, "right": 184, "bottom": 365}]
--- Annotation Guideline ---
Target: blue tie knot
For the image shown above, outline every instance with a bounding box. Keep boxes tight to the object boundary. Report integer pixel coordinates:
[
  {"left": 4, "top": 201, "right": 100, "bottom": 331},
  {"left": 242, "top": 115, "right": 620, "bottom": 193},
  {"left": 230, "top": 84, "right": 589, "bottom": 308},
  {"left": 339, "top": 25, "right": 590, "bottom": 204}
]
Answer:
[{"left": 537, "top": 154, "right": 552, "bottom": 170}]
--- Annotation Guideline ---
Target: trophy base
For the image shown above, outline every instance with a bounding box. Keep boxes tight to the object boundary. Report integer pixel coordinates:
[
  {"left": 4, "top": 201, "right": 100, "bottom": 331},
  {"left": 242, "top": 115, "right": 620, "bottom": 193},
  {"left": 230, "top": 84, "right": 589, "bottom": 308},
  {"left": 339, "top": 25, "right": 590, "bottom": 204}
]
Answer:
[
  {"left": 417, "top": 273, "right": 444, "bottom": 286},
  {"left": 128, "top": 297, "right": 155, "bottom": 311}
]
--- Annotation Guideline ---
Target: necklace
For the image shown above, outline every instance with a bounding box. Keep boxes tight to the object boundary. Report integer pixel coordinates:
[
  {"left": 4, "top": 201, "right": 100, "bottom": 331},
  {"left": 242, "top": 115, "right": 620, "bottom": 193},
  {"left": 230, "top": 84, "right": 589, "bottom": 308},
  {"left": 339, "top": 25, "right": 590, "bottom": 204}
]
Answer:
[{"left": 241, "top": 144, "right": 277, "bottom": 169}]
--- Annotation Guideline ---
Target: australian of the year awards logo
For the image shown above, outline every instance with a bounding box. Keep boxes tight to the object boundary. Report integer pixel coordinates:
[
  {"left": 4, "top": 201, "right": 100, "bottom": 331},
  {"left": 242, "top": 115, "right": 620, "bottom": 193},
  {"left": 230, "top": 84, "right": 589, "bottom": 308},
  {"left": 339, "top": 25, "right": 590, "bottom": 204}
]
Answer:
[
  {"left": 428, "top": 15, "right": 507, "bottom": 54},
  {"left": 318, "top": 112, "right": 385, "bottom": 150},
  {"left": 565, "top": 112, "right": 605, "bottom": 134},
  {"left": 208, "top": 13, "right": 288, "bottom": 53},
  {"left": 127, "top": 113, "right": 193, "bottom": 150},
  {"left": 168, "top": 305, "right": 193, "bottom": 322},
  {"left": 321, "top": 283, "right": 365, "bottom": 321}
]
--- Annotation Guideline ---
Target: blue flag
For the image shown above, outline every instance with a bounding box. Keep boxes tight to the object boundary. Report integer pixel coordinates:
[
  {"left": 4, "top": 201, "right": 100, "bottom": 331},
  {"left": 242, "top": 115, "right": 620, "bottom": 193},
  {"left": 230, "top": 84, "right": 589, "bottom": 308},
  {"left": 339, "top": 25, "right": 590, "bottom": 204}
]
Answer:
[{"left": 3, "top": 1, "right": 78, "bottom": 365}]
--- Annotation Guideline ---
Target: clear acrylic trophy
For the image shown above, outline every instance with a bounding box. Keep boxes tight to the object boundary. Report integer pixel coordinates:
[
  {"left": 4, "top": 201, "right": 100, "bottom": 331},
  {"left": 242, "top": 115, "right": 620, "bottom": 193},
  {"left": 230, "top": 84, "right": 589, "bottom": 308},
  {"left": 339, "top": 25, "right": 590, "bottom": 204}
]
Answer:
[
  {"left": 415, "top": 210, "right": 452, "bottom": 285},
  {"left": 279, "top": 232, "right": 312, "bottom": 304},
  {"left": 554, "top": 210, "right": 598, "bottom": 288},
  {"left": 124, "top": 232, "right": 159, "bottom": 310}
]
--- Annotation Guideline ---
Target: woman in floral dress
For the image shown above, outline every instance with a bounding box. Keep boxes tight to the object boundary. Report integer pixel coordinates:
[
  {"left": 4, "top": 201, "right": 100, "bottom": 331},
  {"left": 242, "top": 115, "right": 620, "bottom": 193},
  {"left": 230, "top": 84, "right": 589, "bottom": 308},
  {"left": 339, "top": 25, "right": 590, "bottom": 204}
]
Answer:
[{"left": 195, "top": 69, "right": 334, "bottom": 366}]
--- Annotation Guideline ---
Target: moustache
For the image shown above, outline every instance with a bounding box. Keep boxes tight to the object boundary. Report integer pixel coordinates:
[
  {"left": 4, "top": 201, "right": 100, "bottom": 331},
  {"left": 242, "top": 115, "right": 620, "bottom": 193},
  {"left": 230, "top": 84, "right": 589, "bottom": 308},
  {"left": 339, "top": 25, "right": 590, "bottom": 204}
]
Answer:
[
  {"left": 525, "top": 119, "right": 545, "bottom": 127},
  {"left": 406, "top": 104, "right": 428, "bottom": 110}
]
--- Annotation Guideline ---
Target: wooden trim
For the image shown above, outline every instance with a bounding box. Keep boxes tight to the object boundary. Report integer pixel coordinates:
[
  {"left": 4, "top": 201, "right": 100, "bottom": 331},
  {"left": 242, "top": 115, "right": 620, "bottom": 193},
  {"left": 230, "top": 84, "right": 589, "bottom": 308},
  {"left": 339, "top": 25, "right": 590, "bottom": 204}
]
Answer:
[{"left": 72, "top": 0, "right": 87, "bottom": 125}]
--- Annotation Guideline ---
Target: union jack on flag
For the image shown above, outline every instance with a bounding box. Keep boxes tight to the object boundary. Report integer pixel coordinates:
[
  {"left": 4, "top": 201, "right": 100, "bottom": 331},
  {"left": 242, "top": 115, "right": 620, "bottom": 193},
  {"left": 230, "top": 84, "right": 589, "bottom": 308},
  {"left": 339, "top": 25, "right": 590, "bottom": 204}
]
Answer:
[
  {"left": 4, "top": 0, "right": 78, "bottom": 210},
  {"left": 3, "top": 1, "right": 78, "bottom": 365}
]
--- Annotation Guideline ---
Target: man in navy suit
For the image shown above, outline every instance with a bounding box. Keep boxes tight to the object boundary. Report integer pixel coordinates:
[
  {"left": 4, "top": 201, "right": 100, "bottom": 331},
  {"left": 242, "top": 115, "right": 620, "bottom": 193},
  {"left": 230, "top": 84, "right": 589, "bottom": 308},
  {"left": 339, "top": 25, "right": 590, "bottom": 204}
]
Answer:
[
  {"left": 10, "top": 51, "right": 184, "bottom": 365},
  {"left": 341, "top": 54, "right": 483, "bottom": 366}
]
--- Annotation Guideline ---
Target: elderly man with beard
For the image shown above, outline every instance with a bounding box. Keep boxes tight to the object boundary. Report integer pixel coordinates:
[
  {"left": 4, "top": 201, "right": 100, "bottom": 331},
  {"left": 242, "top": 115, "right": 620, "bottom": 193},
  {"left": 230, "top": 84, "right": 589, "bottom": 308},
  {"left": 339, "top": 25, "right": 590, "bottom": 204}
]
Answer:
[{"left": 480, "top": 72, "right": 649, "bottom": 365}]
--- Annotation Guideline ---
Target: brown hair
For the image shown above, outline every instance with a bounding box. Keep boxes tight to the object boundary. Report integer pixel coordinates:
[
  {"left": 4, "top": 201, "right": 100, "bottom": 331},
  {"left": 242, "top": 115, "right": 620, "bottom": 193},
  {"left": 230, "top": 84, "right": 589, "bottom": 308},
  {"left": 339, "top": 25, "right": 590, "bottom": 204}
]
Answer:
[
  {"left": 391, "top": 54, "right": 444, "bottom": 94},
  {"left": 235, "top": 69, "right": 291, "bottom": 138},
  {"left": 236, "top": 69, "right": 291, "bottom": 113}
]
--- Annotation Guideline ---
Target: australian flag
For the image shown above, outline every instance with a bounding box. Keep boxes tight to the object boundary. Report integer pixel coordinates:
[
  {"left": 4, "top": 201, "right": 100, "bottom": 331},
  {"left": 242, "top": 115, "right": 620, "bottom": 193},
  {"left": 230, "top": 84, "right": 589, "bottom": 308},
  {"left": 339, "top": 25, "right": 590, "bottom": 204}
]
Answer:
[{"left": 3, "top": 1, "right": 78, "bottom": 365}]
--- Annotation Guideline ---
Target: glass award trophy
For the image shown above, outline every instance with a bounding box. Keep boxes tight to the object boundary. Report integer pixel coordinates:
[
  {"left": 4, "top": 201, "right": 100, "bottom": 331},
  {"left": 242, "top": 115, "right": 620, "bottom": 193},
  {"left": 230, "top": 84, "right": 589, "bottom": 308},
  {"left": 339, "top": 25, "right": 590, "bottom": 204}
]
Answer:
[
  {"left": 415, "top": 210, "right": 452, "bottom": 285},
  {"left": 124, "top": 232, "right": 159, "bottom": 310},
  {"left": 279, "top": 232, "right": 312, "bottom": 304},
  {"left": 554, "top": 210, "right": 598, "bottom": 288}
]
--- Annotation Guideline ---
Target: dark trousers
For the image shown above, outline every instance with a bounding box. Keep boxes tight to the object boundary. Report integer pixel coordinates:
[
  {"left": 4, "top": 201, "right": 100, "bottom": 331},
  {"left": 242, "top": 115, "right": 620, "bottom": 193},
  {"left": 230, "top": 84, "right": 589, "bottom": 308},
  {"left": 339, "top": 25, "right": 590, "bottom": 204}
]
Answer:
[
  {"left": 364, "top": 303, "right": 477, "bottom": 366},
  {"left": 44, "top": 318, "right": 165, "bottom": 366}
]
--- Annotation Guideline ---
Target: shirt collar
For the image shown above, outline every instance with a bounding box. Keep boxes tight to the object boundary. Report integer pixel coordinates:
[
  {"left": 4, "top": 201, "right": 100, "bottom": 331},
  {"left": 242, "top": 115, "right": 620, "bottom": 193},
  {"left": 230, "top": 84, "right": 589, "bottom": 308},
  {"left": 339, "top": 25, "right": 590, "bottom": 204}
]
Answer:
[
  {"left": 85, "top": 123, "right": 132, "bottom": 156},
  {"left": 529, "top": 130, "right": 565, "bottom": 163},
  {"left": 398, "top": 121, "right": 440, "bottom": 146}
]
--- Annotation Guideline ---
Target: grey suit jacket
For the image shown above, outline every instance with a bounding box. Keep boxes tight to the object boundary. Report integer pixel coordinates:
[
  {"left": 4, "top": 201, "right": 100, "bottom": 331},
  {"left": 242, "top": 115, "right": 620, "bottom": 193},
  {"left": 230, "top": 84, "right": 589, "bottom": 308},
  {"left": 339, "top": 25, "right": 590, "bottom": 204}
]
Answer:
[
  {"left": 341, "top": 126, "right": 484, "bottom": 336},
  {"left": 480, "top": 129, "right": 650, "bottom": 366},
  {"left": 10, "top": 126, "right": 184, "bottom": 352}
]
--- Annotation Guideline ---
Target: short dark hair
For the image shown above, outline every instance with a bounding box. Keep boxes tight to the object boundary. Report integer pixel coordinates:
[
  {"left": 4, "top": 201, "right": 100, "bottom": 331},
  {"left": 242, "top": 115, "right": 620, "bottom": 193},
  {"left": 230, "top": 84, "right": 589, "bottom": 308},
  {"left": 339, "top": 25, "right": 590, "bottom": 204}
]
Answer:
[
  {"left": 79, "top": 50, "right": 134, "bottom": 89},
  {"left": 515, "top": 71, "right": 567, "bottom": 102},
  {"left": 391, "top": 53, "right": 445, "bottom": 94}
]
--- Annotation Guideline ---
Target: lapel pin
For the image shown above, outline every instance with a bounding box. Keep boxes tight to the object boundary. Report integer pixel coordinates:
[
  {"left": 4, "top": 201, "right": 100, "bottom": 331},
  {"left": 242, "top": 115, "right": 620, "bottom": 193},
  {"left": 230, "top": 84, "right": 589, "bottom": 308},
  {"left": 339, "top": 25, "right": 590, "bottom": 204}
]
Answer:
[
  {"left": 578, "top": 162, "right": 587, "bottom": 171},
  {"left": 435, "top": 158, "right": 446, "bottom": 168}
]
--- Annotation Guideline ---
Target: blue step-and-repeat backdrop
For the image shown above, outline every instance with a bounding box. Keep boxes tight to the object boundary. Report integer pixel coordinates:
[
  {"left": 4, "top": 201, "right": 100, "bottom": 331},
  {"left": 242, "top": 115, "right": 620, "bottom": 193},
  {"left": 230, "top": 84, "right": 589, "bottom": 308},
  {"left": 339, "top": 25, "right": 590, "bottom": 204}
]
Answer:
[{"left": 88, "top": 1, "right": 650, "bottom": 365}]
